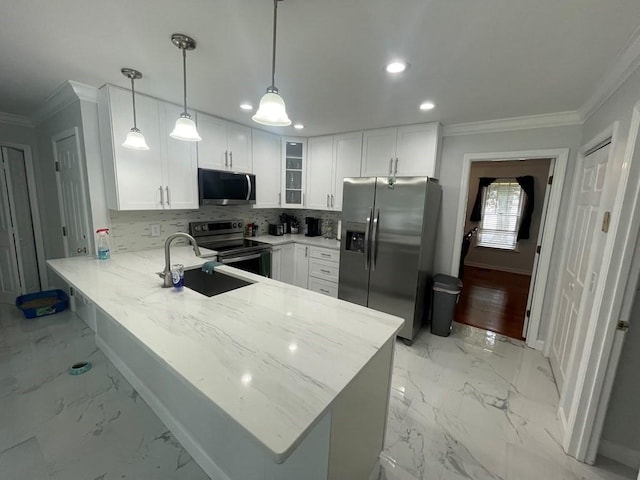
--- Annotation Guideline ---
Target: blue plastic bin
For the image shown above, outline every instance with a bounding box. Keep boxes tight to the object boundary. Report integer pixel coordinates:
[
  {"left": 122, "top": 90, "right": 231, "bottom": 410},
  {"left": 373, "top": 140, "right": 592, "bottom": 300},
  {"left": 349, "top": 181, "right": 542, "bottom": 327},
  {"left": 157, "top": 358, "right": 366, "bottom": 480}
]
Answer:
[{"left": 15, "top": 289, "right": 69, "bottom": 319}]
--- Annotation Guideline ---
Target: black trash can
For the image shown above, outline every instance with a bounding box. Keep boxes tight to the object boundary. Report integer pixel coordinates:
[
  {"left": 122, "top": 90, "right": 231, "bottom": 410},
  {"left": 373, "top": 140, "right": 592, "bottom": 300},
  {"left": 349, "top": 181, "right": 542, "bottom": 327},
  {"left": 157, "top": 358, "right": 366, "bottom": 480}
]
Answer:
[{"left": 431, "top": 274, "right": 463, "bottom": 337}]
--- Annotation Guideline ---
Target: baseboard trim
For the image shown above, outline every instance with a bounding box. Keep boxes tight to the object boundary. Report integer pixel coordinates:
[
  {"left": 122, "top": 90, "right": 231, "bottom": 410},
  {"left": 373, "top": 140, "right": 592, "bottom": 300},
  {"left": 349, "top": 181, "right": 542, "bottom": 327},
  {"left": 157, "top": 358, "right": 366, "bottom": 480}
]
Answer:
[
  {"left": 599, "top": 439, "right": 640, "bottom": 470},
  {"left": 95, "top": 335, "right": 232, "bottom": 480},
  {"left": 464, "top": 261, "right": 532, "bottom": 276},
  {"left": 535, "top": 340, "right": 545, "bottom": 351}
]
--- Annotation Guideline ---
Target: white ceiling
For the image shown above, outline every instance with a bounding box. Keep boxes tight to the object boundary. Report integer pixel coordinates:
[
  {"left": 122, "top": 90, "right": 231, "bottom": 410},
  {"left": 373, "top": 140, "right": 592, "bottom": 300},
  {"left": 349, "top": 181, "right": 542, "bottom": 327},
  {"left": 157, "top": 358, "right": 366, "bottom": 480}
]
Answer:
[{"left": 2, "top": 0, "right": 640, "bottom": 136}]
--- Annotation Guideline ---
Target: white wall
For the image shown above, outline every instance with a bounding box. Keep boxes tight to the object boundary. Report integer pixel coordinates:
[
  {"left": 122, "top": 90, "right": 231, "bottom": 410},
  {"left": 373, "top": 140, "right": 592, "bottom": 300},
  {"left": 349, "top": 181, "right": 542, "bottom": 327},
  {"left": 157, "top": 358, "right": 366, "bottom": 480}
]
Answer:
[
  {"left": 436, "top": 125, "right": 583, "bottom": 341},
  {"left": 586, "top": 65, "right": 640, "bottom": 465},
  {"left": 463, "top": 159, "right": 551, "bottom": 275}
]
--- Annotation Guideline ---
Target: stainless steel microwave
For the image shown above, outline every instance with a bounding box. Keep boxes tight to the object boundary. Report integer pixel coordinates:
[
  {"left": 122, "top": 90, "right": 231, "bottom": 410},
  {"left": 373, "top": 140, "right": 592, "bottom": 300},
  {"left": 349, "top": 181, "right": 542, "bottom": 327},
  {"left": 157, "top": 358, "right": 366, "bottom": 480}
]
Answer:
[{"left": 198, "top": 168, "right": 256, "bottom": 206}]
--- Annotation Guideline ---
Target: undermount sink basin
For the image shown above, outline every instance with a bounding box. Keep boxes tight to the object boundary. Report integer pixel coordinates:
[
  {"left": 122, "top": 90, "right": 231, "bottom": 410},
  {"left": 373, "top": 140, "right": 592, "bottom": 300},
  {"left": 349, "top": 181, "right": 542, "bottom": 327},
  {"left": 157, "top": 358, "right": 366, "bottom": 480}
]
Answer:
[{"left": 183, "top": 268, "right": 252, "bottom": 297}]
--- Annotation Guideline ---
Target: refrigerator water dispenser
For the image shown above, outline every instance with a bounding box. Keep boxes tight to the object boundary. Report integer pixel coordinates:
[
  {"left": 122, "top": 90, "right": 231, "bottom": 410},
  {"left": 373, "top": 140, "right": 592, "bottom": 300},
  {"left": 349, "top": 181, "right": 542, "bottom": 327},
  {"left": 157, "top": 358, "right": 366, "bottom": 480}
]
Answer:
[{"left": 346, "top": 231, "right": 366, "bottom": 253}]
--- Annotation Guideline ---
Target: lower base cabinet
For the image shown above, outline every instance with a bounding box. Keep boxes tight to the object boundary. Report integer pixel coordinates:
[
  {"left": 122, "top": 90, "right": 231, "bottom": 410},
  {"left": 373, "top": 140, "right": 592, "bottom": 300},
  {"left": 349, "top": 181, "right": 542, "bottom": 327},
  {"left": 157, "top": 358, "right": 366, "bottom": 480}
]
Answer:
[{"left": 273, "top": 243, "right": 340, "bottom": 298}]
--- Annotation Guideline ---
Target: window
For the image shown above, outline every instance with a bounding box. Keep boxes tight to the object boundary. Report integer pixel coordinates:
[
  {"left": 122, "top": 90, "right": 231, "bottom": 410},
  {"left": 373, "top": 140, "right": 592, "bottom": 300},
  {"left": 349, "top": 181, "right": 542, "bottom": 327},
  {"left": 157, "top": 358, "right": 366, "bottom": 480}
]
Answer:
[{"left": 477, "top": 180, "right": 524, "bottom": 250}]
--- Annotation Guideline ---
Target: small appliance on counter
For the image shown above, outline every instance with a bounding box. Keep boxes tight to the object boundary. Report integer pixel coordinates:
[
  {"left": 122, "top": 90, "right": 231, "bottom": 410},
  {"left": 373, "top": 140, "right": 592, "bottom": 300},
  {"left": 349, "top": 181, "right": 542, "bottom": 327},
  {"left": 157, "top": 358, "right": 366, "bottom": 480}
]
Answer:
[
  {"left": 305, "top": 217, "right": 322, "bottom": 237},
  {"left": 268, "top": 224, "right": 284, "bottom": 236}
]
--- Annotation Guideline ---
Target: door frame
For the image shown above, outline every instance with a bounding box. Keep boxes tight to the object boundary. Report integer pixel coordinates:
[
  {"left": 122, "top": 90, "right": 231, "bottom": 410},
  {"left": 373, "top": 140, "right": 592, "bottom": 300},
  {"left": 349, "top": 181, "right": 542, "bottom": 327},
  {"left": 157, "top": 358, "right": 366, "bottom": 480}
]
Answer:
[
  {"left": 0, "top": 143, "right": 47, "bottom": 291},
  {"left": 559, "top": 106, "right": 640, "bottom": 463},
  {"left": 51, "top": 127, "right": 92, "bottom": 258},
  {"left": 450, "top": 148, "right": 569, "bottom": 350}
]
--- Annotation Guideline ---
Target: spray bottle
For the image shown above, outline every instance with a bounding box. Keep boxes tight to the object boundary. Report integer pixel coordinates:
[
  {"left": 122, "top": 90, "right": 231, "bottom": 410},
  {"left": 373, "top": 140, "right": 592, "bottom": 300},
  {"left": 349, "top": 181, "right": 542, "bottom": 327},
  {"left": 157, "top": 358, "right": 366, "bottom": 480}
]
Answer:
[{"left": 96, "top": 228, "right": 111, "bottom": 260}]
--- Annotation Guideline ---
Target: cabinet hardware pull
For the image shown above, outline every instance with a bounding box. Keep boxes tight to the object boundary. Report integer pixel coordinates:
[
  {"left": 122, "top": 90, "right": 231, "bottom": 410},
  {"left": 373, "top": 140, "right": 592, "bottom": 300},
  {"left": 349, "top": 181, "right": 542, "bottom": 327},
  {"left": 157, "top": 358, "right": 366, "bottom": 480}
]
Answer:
[
  {"left": 305, "top": 247, "right": 308, "bottom": 257},
  {"left": 331, "top": 194, "right": 334, "bottom": 207},
  {"left": 230, "top": 151, "right": 233, "bottom": 169},
  {"left": 327, "top": 194, "right": 330, "bottom": 208},
  {"left": 320, "top": 269, "right": 331, "bottom": 274},
  {"left": 320, "top": 289, "right": 330, "bottom": 294},
  {"left": 165, "top": 186, "right": 170, "bottom": 206},
  {"left": 224, "top": 150, "right": 228, "bottom": 168},
  {"left": 389, "top": 158, "right": 393, "bottom": 176},
  {"left": 279, "top": 192, "right": 281, "bottom": 205},
  {"left": 159, "top": 186, "right": 164, "bottom": 206},
  {"left": 321, "top": 253, "right": 330, "bottom": 257},
  {"left": 394, "top": 158, "right": 398, "bottom": 176}
]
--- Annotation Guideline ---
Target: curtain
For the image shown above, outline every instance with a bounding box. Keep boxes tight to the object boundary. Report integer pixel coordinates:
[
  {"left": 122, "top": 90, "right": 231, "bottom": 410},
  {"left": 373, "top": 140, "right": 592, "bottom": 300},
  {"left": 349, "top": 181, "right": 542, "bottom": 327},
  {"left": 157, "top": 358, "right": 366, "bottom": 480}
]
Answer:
[
  {"left": 469, "top": 177, "right": 497, "bottom": 222},
  {"left": 516, "top": 175, "right": 535, "bottom": 240}
]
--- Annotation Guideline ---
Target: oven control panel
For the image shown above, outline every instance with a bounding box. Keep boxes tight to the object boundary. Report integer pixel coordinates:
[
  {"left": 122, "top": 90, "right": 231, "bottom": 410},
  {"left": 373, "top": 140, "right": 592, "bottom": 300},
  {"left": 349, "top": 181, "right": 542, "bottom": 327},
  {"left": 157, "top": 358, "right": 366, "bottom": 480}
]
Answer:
[{"left": 190, "top": 220, "right": 244, "bottom": 237}]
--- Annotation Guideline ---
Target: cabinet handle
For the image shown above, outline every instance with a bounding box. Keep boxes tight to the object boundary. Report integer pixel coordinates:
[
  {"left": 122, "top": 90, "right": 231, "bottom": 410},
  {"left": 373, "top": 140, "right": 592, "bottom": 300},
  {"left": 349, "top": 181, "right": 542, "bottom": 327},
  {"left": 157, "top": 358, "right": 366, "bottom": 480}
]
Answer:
[
  {"left": 389, "top": 158, "right": 393, "bottom": 176},
  {"left": 321, "top": 253, "right": 331, "bottom": 257},
  {"left": 320, "top": 269, "right": 331, "bottom": 274},
  {"left": 159, "top": 186, "right": 164, "bottom": 206},
  {"left": 224, "top": 150, "right": 228, "bottom": 168},
  {"left": 305, "top": 246, "right": 308, "bottom": 257},
  {"left": 320, "top": 289, "right": 330, "bottom": 294},
  {"left": 279, "top": 192, "right": 281, "bottom": 205},
  {"left": 165, "top": 186, "right": 170, "bottom": 206},
  {"left": 230, "top": 151, "right": 233, "bottom": 169},
  {"left": 394, "top": 158, "right": 398, "bottom": 176},
  {"left": 331, "top": 194, "right": 334, "bottom": 208},
  {"left": 327, "top": 194, "right": 330, "bottom": 208}
]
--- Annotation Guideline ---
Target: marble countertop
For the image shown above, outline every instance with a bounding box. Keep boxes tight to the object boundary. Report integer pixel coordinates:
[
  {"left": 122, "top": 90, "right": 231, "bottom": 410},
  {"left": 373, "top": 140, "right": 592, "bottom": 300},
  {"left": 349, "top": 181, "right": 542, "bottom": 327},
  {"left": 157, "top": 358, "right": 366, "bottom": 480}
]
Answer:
[
  {"left": 253, "top": 234, "right": 341, "bottom": 250},
  {"left": 47, "top": 246, "right": 403, "bottom": 463}
]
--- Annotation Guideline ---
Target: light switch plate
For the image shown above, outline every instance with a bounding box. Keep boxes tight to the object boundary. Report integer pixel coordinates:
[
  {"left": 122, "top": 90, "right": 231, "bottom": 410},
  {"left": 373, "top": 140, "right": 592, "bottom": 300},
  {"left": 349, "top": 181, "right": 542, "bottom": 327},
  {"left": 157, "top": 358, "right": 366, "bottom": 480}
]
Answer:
[{"left": 150, "top": 224, "right": 161, "bottom": 237}]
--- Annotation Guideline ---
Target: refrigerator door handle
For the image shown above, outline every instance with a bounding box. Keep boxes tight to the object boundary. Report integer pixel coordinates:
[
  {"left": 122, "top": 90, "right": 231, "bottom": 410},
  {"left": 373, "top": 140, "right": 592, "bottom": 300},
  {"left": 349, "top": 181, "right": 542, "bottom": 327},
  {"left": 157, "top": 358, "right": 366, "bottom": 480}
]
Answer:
[
  {"left": 364, "top": 207, "right": 373, "bottom": 271},
  {"left": 371, "top": 209, "right": 380, "bottom": 271}
]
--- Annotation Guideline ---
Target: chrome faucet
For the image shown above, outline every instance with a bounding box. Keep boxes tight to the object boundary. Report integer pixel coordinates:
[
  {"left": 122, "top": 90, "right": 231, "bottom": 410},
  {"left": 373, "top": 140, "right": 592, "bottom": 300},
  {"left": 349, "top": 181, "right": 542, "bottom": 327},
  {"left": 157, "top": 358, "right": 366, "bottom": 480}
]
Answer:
[{"left": 160, "top": 232, "right": 202, "bottom": 287}]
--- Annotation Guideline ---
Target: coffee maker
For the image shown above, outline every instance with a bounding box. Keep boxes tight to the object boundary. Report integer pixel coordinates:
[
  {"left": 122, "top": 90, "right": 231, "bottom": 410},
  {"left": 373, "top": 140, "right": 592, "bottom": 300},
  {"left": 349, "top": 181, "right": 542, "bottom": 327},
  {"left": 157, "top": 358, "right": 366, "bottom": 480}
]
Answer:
[{"left": 305, "top": 217, "right": 321, "bottom": 237}]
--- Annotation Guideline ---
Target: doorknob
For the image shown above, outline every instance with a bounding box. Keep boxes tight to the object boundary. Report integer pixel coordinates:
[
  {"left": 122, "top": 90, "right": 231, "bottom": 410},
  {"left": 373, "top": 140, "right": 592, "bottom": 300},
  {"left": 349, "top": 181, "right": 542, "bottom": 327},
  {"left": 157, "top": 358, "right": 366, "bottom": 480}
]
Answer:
[{"left": 77, "top": 247, "right": 87, "bottom": 254}]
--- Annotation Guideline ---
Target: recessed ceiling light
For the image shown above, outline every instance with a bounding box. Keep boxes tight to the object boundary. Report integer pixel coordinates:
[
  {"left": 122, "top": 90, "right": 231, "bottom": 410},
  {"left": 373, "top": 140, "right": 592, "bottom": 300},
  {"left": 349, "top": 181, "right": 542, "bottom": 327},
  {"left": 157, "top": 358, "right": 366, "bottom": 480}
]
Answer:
[
  {"left": 240, "top": 103, "right": 253, "bottom": 111},
  {"left": 293, "top": 123, "right": 304, "bottom": 130},
  {"left": 419, "top": 102, "right": 435, "bottom": 111},
  {"left": 385, "top": 61, "right": 409, "bottom": 74}
]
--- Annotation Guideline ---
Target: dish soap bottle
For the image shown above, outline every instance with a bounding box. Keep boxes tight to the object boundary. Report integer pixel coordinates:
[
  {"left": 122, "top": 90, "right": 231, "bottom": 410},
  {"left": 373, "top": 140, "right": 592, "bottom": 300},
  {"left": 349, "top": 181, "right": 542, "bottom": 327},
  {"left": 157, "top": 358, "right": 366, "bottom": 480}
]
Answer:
[{"left": 96, "top": 228, "right": 110, "bottom": 260}]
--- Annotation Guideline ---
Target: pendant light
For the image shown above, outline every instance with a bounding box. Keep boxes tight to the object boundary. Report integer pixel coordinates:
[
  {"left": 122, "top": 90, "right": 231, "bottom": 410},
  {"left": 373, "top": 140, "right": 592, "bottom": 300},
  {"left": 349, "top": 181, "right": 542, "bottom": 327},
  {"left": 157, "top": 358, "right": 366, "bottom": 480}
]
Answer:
[
  {"left": 121, "top": 68, "right": 150, "bottom": 150},
  {"left": 170, "top": 33, "right": 201, "bottom": 141},
  {"left": 252, "top": 0, "right": 291, "bottom": 127}
]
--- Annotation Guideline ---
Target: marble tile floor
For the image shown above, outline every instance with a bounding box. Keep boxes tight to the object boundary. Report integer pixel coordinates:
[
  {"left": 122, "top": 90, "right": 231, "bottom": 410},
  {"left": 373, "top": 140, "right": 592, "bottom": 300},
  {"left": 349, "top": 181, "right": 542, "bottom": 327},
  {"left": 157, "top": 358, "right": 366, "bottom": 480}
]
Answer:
[{"left": 0, "top": 303, "right": 635, "bottom": 480}]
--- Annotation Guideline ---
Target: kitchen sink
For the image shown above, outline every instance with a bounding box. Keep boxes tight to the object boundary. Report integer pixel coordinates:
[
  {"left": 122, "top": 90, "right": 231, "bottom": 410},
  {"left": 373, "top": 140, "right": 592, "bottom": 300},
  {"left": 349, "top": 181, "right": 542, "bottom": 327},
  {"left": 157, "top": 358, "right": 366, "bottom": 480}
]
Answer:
[{"left": 183, "top": 268, "right": 252, "bottom": 297}]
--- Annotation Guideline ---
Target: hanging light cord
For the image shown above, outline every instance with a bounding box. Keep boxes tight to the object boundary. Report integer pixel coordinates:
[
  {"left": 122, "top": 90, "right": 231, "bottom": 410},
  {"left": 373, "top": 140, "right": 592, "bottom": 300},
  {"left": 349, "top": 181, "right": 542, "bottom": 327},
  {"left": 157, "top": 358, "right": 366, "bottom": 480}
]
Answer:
[
  {"left": 270, "top": 0, "right": 279, "bottom": 89},
  {"left": 130, "top": 77, "right": 138, "bottom": 130},
  {"left": 182, "top": 47, "right": 188, "bottom": 115}
]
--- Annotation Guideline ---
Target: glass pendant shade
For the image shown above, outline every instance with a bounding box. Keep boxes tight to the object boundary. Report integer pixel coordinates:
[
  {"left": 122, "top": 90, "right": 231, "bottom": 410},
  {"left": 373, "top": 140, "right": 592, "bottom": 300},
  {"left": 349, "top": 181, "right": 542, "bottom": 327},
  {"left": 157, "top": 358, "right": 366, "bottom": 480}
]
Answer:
[
  {"left": 252, "top": 89, "right": 291, "bottom": 126},
  {"left": 170, "top": 114, "right": 202, "bottom": 141},
  {"left": 122, "top": 128, "right": 150, "bottom": 150}
]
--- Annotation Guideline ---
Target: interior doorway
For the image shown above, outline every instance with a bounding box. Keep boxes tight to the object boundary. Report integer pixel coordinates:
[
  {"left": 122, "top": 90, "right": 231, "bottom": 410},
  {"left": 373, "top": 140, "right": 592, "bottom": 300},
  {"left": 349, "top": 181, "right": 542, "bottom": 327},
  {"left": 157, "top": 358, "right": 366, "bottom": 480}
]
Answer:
[
  {"left": 0, "top": 145, "right": 45, "bottom": 303},
  {"left": 451, "top": 149, "right": 569, "bottom": 349}
]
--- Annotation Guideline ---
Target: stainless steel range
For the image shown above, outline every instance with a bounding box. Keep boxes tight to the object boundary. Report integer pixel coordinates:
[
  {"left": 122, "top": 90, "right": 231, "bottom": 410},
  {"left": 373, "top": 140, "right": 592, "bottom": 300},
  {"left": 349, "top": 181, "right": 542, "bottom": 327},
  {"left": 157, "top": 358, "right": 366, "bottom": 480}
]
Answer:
[{"left": 189, "top": 219, "right": 272, "bottom": 277}]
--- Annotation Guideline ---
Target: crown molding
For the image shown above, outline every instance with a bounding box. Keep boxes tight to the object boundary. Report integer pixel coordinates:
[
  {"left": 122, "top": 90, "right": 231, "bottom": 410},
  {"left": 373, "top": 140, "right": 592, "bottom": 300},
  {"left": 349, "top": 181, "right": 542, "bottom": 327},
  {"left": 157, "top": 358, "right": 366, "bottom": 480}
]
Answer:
[
  {"left": 30, "top": 80, "right": 98, "bottom": 125},
  {"left": 442, "top": 111, "right": 583, "bottom": 137},
  {"left": 0, "top": 112, "right": 34, "bottom": 128},
  {"left": 579, "top": 25, "right": 640, "bottom": 122}
]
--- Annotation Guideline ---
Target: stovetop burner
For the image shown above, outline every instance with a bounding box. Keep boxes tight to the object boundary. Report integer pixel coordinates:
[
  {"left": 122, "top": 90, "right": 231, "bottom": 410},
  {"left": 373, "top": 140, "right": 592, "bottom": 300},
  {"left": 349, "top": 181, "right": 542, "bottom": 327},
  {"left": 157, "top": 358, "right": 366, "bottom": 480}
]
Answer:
[{"left": 189, "top": 220, "right": 270, "bottom": 258}]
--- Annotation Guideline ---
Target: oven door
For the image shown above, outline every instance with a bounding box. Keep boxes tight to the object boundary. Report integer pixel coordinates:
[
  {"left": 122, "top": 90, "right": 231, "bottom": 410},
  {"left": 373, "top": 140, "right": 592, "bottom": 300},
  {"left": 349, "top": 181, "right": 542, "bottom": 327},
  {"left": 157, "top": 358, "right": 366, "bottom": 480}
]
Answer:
[{"left": 219, "top": 251, "right": 271, "bottom": 277}]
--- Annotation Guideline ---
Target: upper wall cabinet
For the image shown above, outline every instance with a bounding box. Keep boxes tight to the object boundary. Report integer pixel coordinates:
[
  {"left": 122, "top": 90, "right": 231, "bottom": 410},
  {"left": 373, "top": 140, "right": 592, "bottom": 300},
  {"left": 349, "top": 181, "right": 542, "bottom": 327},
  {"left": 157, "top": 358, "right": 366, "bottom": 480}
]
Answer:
[
  {"left": 252, "top": 129, "right": 282, "bottom": 208},
  {"left": 282, "top": 138, "right": 306, "bottom": 208},
  {"left": 306, "top": 132, "right": 362, "bottom": 211},
  {"left": 196, "top": 113, "right": 252, "bottom": 173},
  {"left": 98, "top": 85, "right": 197, "bottom": 211},
  {"left": 361, "top": 123, "right": 441, "bottom": 178}
]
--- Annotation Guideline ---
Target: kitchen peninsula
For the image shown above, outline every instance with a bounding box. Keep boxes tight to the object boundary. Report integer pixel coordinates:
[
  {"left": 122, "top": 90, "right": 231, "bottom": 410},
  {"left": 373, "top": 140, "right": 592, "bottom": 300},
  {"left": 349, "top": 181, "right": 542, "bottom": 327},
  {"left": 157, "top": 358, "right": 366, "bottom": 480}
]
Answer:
[{"left": 47, "top": 246, "right": 404, "bottom": 480}]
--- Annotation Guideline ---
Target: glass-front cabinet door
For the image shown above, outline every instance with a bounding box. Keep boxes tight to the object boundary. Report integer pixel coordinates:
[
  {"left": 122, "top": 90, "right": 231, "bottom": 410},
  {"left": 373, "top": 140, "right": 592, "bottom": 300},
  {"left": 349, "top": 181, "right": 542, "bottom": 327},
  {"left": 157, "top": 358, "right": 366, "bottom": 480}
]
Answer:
[{"left": 281, "top": 138, "right": 306, "bottom": 208}]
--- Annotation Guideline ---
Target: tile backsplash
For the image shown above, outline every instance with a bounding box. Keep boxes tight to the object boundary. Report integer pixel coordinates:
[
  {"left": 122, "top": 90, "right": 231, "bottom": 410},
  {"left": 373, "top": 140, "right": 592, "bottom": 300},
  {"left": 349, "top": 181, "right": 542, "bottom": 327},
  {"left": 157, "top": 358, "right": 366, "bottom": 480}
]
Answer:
[{"left": 108, "top": 206, "right": 341, "bottom": 253}]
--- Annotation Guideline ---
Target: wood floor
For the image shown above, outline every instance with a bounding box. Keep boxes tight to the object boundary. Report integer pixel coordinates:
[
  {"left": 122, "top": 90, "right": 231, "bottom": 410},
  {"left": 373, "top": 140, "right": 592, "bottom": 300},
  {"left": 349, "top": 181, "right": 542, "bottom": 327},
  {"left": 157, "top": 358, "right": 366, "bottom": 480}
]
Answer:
[{"left": 454, "top": 266, "right": 531, "bottom": 340}]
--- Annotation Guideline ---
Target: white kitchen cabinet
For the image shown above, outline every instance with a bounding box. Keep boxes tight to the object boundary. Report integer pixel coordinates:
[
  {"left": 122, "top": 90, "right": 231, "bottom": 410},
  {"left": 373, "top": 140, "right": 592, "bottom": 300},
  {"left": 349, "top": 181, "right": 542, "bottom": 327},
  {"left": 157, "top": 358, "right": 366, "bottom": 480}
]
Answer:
[
  {"left": 308, "top": 277, "right": 338, "bottom": 298},
  {"left": 306, "top": 132, "right": 362, "bottom": 211},
  {"left": 361, "top": 123, "right": 441, "bottom": 178},
  {"left": 294, "top": 243, "right": 309, "bottom": 288},
  {"left": 332, "top": 132, "right": 362, "bottom": 210},
  {"left": 306, "top": 136, "right": 334, "bottom": 210},
  {"left": 280, "top": 243, "right": 295, "bottom": 285},
  {"left": 252, "top": 129, "right": 282, "bottom": 208},
  {"left": 196, "top": 112, "right": 252, "bottom": 173},
  {"left": 98, "top": 85, "right": 197, "bottom": 211},
  {"left": 307, "top": 246, "right": 340, "bottom": 298},
  {"left": 282, "top": 138, "right": 306, "bottom": 208},
  {"left": 271, "top": 246, "right": 282, "bottom": 281}
]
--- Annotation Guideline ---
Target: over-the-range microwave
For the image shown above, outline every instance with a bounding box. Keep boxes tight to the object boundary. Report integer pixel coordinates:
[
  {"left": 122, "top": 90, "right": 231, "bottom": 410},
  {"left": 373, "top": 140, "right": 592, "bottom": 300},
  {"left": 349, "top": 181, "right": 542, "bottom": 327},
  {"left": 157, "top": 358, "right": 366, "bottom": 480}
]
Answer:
[{"left": 198, "top": 168, "right": 256, "bottom": 206}]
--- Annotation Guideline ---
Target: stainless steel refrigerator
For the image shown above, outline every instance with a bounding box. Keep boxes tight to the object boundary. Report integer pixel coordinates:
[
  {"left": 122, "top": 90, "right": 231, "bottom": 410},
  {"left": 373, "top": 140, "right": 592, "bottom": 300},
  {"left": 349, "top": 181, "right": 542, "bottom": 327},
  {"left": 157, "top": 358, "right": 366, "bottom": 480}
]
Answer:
[{"left": 338, "top": 177, "right": 442, "bottom": 343}]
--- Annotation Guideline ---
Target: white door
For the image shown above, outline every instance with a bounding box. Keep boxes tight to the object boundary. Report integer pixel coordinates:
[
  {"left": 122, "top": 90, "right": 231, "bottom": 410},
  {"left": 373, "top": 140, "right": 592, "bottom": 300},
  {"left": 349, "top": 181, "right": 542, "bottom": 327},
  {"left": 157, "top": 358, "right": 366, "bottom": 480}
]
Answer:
[
  {"left": 550, "top": 144, "right": 611, "bottom": 389},
  {"left": 332, "top": 132, "right": 363, "bottom": 210},
  {"left": 53, "top": 130, "right": 92, "bottom": 257},
  {"left": 252, "top": 129, "right": 281, "bottom": 208},
  {"left": 293, "top": 244, "right": 309, "bottom": 288},
  {"left": 361, "top": 128, "right": 397, "bottom": 177},
  {"left": 0, "top": 149, "right": 20, "bottom": 303},
  {"left": 396, "top": 123, "right": 439, "bottom": 177},
  {"left": 162, "top": 104, "right": 198, "bottom": 210},
  {"left": 227, "top": 123, "right": 252, "bottom": 173},
  {"left": 196, "top": 112, "right": 228, "bottom": 170},
  {"left": 306, "top": 136, "right": 334, "bottom": 210}
]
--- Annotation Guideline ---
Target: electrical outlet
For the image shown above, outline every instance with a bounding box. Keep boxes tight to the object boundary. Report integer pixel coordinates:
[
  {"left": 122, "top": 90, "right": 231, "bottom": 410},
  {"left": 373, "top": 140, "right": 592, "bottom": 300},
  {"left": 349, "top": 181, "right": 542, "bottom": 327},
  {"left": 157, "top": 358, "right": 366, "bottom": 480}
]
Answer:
[{"left": 150, "top": 224, "right": 161, "bottom": 237}]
